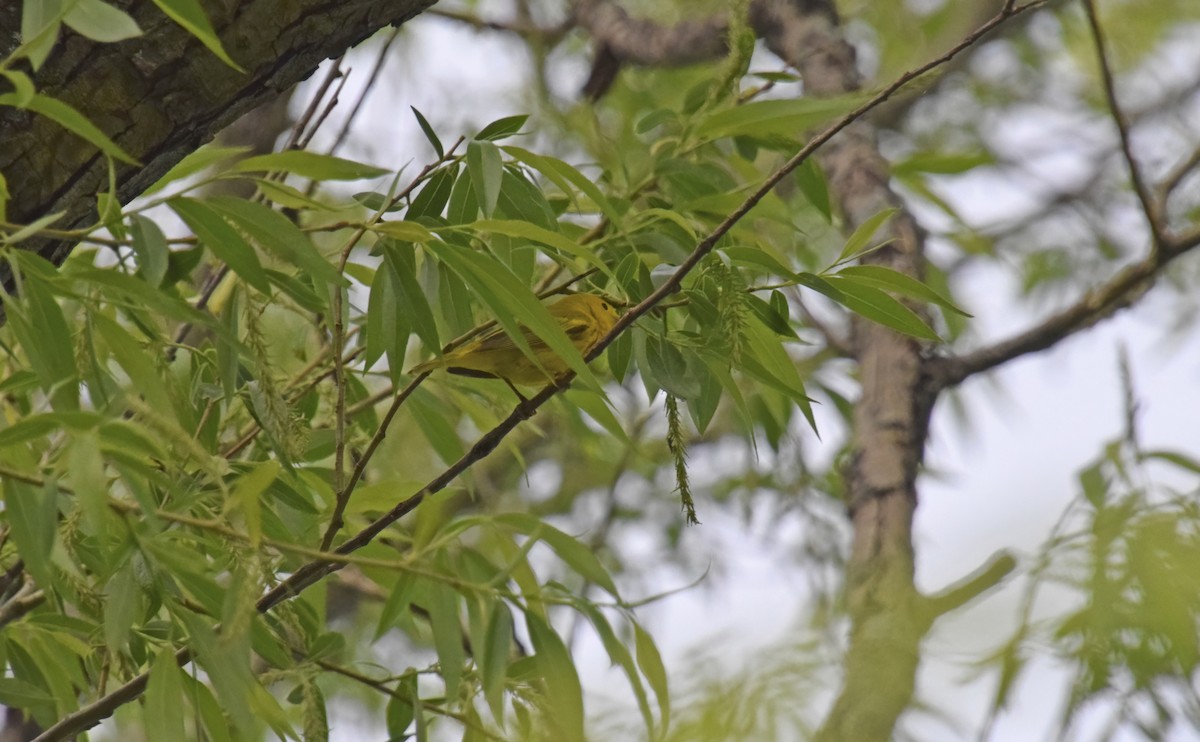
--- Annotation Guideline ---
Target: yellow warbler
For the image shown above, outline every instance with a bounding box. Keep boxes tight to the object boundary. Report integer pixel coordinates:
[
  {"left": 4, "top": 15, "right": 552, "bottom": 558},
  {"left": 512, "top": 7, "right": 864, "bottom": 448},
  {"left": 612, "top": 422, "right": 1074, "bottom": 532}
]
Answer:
[{"left": 408, "top": 293, "right": 620, "bottom": 387}]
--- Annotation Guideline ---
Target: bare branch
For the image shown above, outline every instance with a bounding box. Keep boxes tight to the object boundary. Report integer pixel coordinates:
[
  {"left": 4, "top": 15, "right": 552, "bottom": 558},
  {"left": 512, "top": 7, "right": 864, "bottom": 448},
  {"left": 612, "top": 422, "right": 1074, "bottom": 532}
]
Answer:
[{"left": 937, "top": 259, "right": 1158, "bottom": 387}]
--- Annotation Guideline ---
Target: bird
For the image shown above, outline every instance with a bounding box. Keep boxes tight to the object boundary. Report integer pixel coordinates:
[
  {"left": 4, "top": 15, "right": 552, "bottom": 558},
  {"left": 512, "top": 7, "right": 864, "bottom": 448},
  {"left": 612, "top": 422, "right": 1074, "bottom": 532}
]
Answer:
[{"left": 408, "top": 293, "right": 620, "bottom": 395}]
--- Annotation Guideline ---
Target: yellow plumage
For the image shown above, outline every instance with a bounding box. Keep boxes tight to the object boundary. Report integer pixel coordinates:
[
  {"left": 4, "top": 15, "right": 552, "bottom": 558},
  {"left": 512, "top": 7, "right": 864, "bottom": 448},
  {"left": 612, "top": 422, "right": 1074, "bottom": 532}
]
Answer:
[{"left": 408, "top": 293, "right": 620, "bottom": 386}]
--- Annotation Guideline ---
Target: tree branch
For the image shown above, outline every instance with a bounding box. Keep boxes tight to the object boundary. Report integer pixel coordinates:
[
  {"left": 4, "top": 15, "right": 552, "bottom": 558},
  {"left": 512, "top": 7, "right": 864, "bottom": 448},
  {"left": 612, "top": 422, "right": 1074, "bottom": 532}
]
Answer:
[
  {"left": 576, "top": 0, "right": 729, "bottom": 99},
  {"left": 923, "top": 551, "right": 1017, "bottom": 620},
  {"left": 576, "top": 0, "right": 730, "bottom": 66},
  {"left": 1082, "top": 0, "right": 1166, "bottom": 255},
  {"left": 0, "top": 0, "right": 436, "bottom": 316}
]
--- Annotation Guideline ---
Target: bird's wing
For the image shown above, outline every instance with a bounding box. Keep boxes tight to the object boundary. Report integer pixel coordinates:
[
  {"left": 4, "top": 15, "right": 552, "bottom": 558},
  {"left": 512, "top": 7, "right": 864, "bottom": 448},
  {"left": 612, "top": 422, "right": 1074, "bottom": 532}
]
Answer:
[{"left": 471, "top": 319, "right": 588, "bottom": 352}]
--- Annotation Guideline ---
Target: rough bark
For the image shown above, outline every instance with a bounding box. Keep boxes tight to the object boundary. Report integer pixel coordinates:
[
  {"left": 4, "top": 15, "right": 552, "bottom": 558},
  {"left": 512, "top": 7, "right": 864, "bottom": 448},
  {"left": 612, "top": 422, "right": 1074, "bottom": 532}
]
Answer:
[
  {"left": 0, "top": 0, "right": 434, "bottom": 298},
  {"left": 746, "top": 2, "right": 937, "bottom": 738}
]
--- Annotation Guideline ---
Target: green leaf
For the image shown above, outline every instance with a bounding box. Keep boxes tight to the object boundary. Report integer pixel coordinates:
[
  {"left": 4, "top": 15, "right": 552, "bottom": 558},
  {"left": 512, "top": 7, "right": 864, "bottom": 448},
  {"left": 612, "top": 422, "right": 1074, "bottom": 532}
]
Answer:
[
  {"left": 150, "top": 0, "right": 243, "bottom": 71},
  {"left": 721, "top": 245, "right": 795, "bottom": 278},
  {"left": 0, "top": 677, "right": 55, "bottom": 709},
  {"left": 688, "top": 362, "right": 723, "bottom": 434},
  {"left": 1141, "top": 449, "right": 1200, "bottom": 476},
  {"left": 795, "top": 158, "right": 832, "bottom": 222},
  {"left": 474, "top": 114, "right": 529, "bottom": 141},
  {"left": 371, "top": 261, "right": 411, "bottom": 384},
  {"left": 425, "top": 578, "right": 465, "bottom": 701},
  {"left": 68, "top": 430, "right": 108, "bottom": 535},
  {"left": 446, "top": 167, "right": 479, "bottom": 224},
  {"left": 607, "top": 328, "right": 633, "bottom": 384},
  {"left": 232, "top": 150, "right": 389, "bottom": 181},
  {"left": 463, "top": 219, "right": 614, "bottom": 280},
  {"left": 231, "top": 460, "right": 280, "bottom": 547},
  {"left": 407, "top": 165, "right": 457, "bottom": 219},
  {"left": 6, "top": 273, "right": 78, "bottom": 411},
  {"left": 206, "top": 196, "right": 345, "bottom": 290},
  {"left": 834, "top": 264, "right": 971, "bottom": 317},
  {"left": 175, "top": 611, "right": 258, "bottom": 735},
  {"left": 252, "top": 179, "right": 333, "bottom": 210},
  {"left": 695, "top": 95, "right": 863, "bottom": 141},
  {"left": 352, "top": 191, "right": 400, "bottom": 212},
  {"left": 386, "top": 675, "right": 418, "bottom": 739},
  {"left": 494, "top": 168, "right": 557, "bottom": 232},
  {"left": 1, "top": 210, "right": 65, "bottom": 245},
  {"left": 892, "top": 150, "right": 993, "bottom": 176},
  {"left": 737, "top": 318, "right": 816, "bottom": 431},
  {"left": 526, "top": 613, "right": 585, "bottom": 742},
  {"left": 382, "top": 242, "right": 440, "bottom": 356},
  {"left": 143, "top": 145, "right": 250, "bottom": 196},
  {"left": 129, "top": 215, "right": 169, "bottom": 287},
  {"left": 64, "top": 0, "right": 142, "bottom": 42},
  {"left": 411, "top": 106, "right": 444, "bottom": 158},
  {"left": 70, "top": 266, "right": 213, "bottom": 325},
  {"left": 0, "top": 92, "right": 138, "bottom": 164},
  {"left": 18, "top": 0, "right": 62, "bottom": 70},
  {"left": 481, "top": 601, "right": 512, "bottom": 723},
  {"left": 181, "top": 673, "right": 232, "bottom": 742},
  {"left": 635, "top": 108, "right": 677, "bottom": 134},
  {"left": 0, "top": 412, "right": 98, "bottom": 448},
  {"left": 364, "top": 259, "right": 394, "bottom": 370},
  {"left": 575, "top": 603, "right": 655, "bottom": 734},
  {"left": 103, "top": 563, "right": 139, "bottom": 653},
  {"left": 375, "top": 573, "right": 416, "bottom": 640},
  {"left": 822, "top": 274, "right": 940, "bottom": 340},
  {"left": 502, "top": 146, "right": 622, "bottom": 225},
  {"left": 634, "top": 622, "right": 670, "bottom": 731},
  {"left": 745, "top": 293, "right": 798, "bottom": 338},
  {"left": 168, "top": 197, "right": 272, "bottom": 294},
  {"left": 495, "top": 513, "right": 619, "bottom": 597},
  {"left": 467, "top": 140, "right": 503, "bottom": 218},
  {"left": 646, "top": 336, "right": 700, "bottom": 399},
  {"left": 373, "top": 220, "right": 436, "bottom": 243},
  {"left": 832, "top": 208, "right": 898, "bottom": 267},
  {"left": 3, "top": 480, "right": 58, "bottom": 589},
  {"left": 633, "top": 207, "right": 697, "bottom": 242},
  {"left": 409, "top": 389, "right": 465, "bottom": 465},
  {"left": 563, "top": 388, "right": 628, "bottom": 444},
  {"left": 92, "top": 312, "right": 177, "bottom": 418}
]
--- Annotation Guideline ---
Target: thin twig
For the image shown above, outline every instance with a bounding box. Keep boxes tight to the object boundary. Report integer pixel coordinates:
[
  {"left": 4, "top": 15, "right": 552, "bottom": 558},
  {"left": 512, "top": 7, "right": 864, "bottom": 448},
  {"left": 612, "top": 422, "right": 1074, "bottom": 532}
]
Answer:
[
  {"left": 1082, "top": 0, "right": 1165, "bottom": 253},
  {"left": 1156, "top": 144, "right": 1200, "bottom": 206},
  {"left": 281, "top": 56, "right": 345, "bottom": 153},
  {"left": 296, "top": 63, "right": 351, "bottom": 151},
  {"left": 327, "top": 29, "right": 402, "bottom": 157},
  {"left": 315, "top": 660, "right": 508, "bottom": 740}
]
